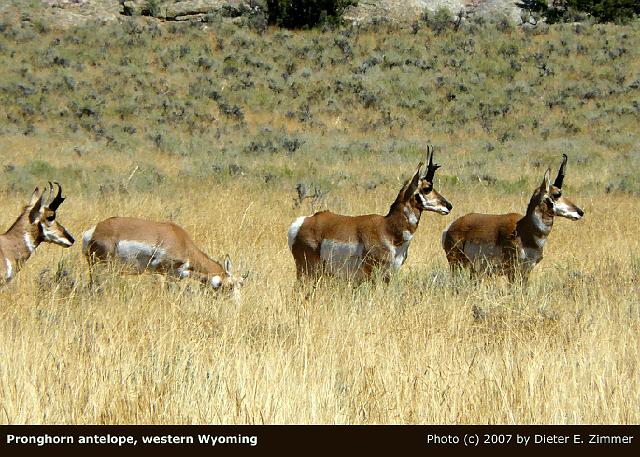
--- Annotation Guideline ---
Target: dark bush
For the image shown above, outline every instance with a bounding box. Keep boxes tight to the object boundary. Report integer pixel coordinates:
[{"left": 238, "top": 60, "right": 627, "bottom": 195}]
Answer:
[
  {"left": 520, "top": 0, "right": 640, "bottom": 24},
  {"left": 421, "top": 7, "right": 453, "bottom": 35},
  {"left": 267, "top": 0, "right": 357, "bottom": 28}
]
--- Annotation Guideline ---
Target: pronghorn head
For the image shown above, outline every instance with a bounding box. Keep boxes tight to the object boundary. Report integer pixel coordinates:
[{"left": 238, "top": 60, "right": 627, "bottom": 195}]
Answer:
[
  {"left": 27, "top": 182, "right": 75, "bottom": 248},
  {"left": 210, "top": 255, "right": 247, "bottom": 295},
  {"left": 403, "top": 146, "right": 452, "bottom": 215},
  {"left": 533, "top": 155, "right": 584, "bottom": 222}
]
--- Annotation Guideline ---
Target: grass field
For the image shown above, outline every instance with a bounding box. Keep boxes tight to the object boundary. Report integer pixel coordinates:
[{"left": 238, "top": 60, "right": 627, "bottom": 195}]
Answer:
[{"left": 0, "top": 3, "right": 639, "bottom": 424}]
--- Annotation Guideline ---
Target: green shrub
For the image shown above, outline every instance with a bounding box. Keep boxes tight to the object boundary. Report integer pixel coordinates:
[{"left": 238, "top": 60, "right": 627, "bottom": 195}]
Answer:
[
  {"left": 535, "top": 0, "right": 640, "bottom": 24},
  {"left": 421, "top": 6, "right": 453, "bottom": 35}
]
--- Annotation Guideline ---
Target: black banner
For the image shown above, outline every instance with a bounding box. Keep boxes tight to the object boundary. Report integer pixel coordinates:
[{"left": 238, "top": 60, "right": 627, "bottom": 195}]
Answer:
[{"left": 1, "top": 425, "right": 639, "bottom": 455}]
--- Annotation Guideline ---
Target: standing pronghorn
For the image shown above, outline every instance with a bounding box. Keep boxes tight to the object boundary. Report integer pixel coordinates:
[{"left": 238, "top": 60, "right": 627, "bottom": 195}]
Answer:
[
  {"left": 441, "top": 154, "right": 584, "bottom": 283},
  {"left": 288, "top": 147, "right": 452, "bottom": 282},
  {"left": 82, "top": 217, "right": 245, "bottom": 295},
  {"left": 0, "top": 183, "right": 75, "bottom": 286}
]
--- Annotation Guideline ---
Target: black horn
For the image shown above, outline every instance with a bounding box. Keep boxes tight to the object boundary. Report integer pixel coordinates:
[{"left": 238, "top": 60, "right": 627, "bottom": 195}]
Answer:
[
  {"left": 553, "top": 154, "right": 568, "bottom": 188},
  {"left": 424, "top": 145, "right": 441, "bottom": 183},
  {"left": 48, "top": 182, "right": 66, "bottom": 211}
]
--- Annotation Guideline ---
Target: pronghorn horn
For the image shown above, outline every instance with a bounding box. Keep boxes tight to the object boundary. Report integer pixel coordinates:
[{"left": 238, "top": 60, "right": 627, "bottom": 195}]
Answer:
[
  {"left": 424, "top": 145, "right": 441, "bottom": 183},
  {"left": 553, "top": 154, "right": 567, "bottom": 189},
  {"left": 47, "top": 181, "right": 54, "bottom": 203},
  {"left": 48, "top": 182, "right": 66, "bottom": 211}
]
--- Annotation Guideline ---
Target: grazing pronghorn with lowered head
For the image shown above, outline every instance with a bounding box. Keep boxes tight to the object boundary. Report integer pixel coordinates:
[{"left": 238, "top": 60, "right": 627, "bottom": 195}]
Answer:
[
  {"left": 441, "top": 154, "right": 584, "bottom": 283},
  {"left": 82, "top": 217, "right": 245, "bottom": 295},
  {"left": 288, "top": 148, "right": 452, "bottom": 282},
  {"left": 0, "top": 183, "right": 75, "bottom": 286}
]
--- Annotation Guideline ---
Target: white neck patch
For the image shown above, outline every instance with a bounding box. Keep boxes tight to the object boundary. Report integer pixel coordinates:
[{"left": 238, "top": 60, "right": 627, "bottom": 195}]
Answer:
[
  {"left": 24, "top": 232, "right": 36, "bottom": 253},
  {"left": 533, "top": 234, "right": 546, "bottom": 249},
  {"left": 211, "top": 275, "right": 222, "bottom": 289},
  {"left": 532, "top": 210, "right": 552, "bottom": 235},
  {"left": 5, "top": 258, "right": 13, "bottom": 281},
  {"left": 403, "top": 207, "right": 418, "bottom": 227}
]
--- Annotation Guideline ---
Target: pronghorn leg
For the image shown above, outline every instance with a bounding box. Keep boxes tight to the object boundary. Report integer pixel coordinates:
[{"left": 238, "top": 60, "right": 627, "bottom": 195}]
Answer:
[
  {"left": 293, "top": 244, "right": 321, "bottom": 281},
  {"left": 86, "top": 254, "right": 99, "bottom": 290},
  {"left": 86, "top": 258, "right": 105, "bottom": 293},
  {"left": 507, "top": 268, "right": 530, "bottom": 288}
]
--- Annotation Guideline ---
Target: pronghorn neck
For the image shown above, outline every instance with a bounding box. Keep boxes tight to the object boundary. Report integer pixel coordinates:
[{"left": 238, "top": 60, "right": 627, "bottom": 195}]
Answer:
[
  {"left": 186, "top": 245, "right": 225, "bottom": 282},
  {"left": 517, "top": 198, "right": 554, "bottom": 249},
  {"left": 2, "top": 212, "right": 41, "bottom": 266},
  {"left": 385, "top": 200, "right": 422, "bottom": 242}
]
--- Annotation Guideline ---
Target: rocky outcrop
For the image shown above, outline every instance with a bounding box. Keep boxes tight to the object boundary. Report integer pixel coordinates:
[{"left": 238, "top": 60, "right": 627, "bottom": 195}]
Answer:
[
  {"left": 121, "top": 0, "right": 263, "bottom": 21},
  {"left": 23, "top": 0, "right": 528, "bottom": 29},
  {"left": 344, "top": 1, "right": 526, "bottom": 25}
]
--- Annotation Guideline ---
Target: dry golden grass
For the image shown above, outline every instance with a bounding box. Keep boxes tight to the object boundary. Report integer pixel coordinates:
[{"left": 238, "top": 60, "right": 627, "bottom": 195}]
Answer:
[{"left": 0, "top": 140, "right": 638, "bottom": 424}]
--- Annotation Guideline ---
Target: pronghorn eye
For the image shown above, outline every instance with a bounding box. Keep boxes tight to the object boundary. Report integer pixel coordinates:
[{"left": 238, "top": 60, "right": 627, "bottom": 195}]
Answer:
[
  {"left": 552, "top": 192, "right": 561, "bottom": 199},
  {"left": 46, "top": 215, "right": 56, "bottom": 222}
]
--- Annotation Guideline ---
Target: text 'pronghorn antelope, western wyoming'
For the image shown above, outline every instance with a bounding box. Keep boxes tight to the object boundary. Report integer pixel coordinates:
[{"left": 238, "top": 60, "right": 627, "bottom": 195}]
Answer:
[
  {"left": 288, "top": 147, "right": 452, "bottom": 282},
  {"left": 442, "top": 154, "right": 584, "bottom": 283},
  {"left": 82, "top": 217, "right": 245, "bottom": 295},
  {"left": 0, "top": 182, "right": 75, "bottom": 286}
]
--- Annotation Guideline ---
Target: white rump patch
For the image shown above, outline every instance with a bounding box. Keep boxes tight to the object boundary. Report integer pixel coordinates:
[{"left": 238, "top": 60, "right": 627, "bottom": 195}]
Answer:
[
  {"left": 441, "top": 220, "right": 455, "bottom": 249},
  {"left": 287, "top": 216, "right": 307, "bottom": 251},
  {"left": 115, "top": 240, "right": 167, "bottom": 272},
  {"left": 320, "top": 239, "right": 365, "bottom": 278},
  {"left": 82, "top": 226, "right": 96, "bottom": 253}
]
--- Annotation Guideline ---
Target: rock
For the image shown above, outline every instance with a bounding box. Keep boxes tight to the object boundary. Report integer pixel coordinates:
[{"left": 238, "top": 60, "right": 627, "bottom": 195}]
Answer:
[
  {"left": 20, "top": 0, "right": 528, "bottom": 29},
  {"left": 344, "top": 0, "right": 526, "bottom": 26},
  {"left": 121, "top": 0, "right": 263, "bottom": 21}
]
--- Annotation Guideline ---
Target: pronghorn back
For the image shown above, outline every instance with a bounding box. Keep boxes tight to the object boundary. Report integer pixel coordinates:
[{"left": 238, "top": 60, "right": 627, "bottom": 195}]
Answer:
[
  {"left": 441, "top": 155, "right": 584, "bottom": 282},
  {"left": 442, "top": 212, "right": 522, "bottom": 274},
  {"left": 289, "top": 211, "right": 391, "bottom": 280},
  {"left": 288, "top": 148, "right": 452, "bottom": 282},
  {"left": 83, "top": 217, "right": 244, "bottom": 292},
  {"left": 83, "top": 217, "right": 194, "bottom": 261}
]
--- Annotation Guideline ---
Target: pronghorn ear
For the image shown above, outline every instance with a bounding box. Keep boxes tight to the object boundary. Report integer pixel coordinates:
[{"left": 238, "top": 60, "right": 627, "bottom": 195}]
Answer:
[
  {"left": 28, "top": 187, "right": 41, "bottom": 207},
  {"left": 540, "top": 168, "right": 551, "bottom": 193},
  {"left": 28, "top": 188, "right": 45, "bottom": 224},
  {"left": 224, "top": 255, "right": 233, "bottom": 275},
  {"left": 404, "top": 162, "right": 424, "bottom": 200}
]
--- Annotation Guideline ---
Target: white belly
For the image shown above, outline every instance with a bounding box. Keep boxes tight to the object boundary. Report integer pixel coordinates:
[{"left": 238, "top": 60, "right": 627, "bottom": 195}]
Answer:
[
  {"left": 115, "top": 240, "right": 168, "bottom": 272},
  {"left": 464, "top": 242, "right": 504, "bottom": 273},
  {"left": 320, "top": 240, "right": 365, "bottom": 279}
]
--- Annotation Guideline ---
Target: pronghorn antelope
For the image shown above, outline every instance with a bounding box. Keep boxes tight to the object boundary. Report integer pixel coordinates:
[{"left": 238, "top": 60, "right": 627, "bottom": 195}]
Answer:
[
  {"left": 288, "top": 148, "right": 452, "bottom": 282},
  {"left": 0, "top": 183, "right": 75, "bottom": 286},
  {"left": 82, "top": 217, "right": 245, "bottom": 294},
  {"left": 441, "top": 154, "right": 584, "bottom": 283}
]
